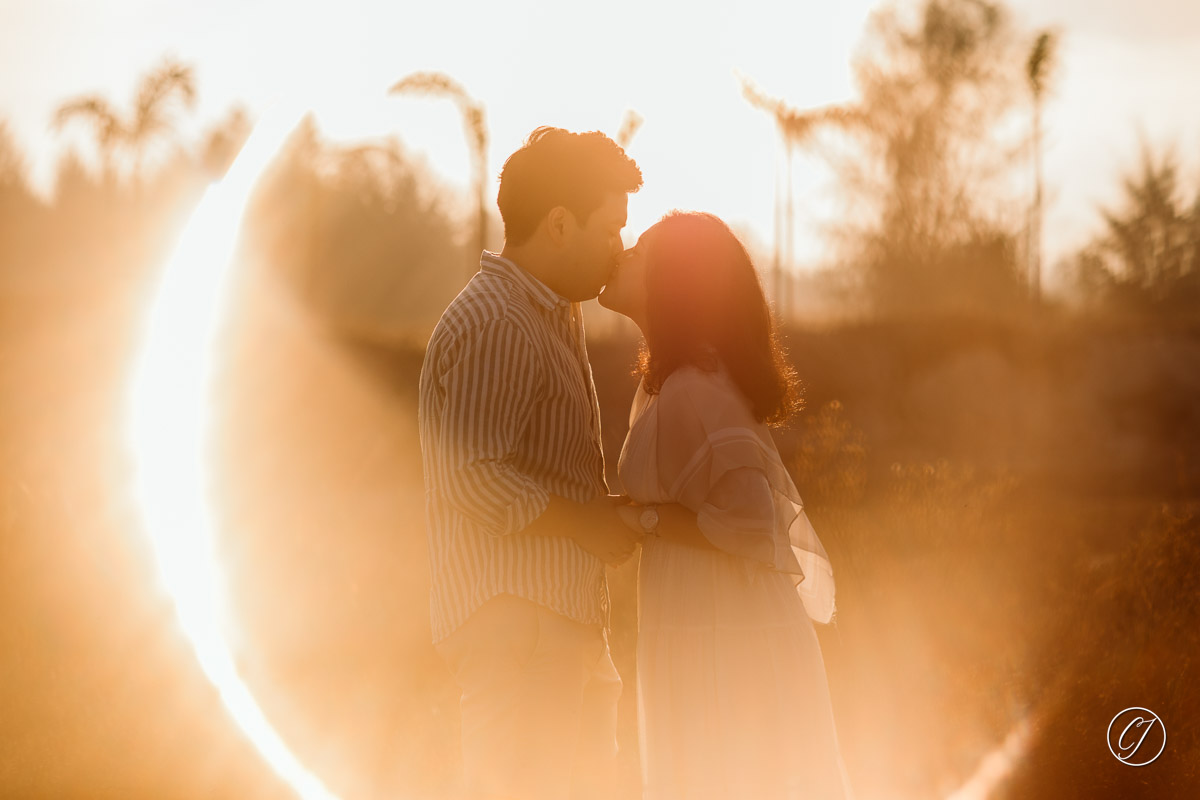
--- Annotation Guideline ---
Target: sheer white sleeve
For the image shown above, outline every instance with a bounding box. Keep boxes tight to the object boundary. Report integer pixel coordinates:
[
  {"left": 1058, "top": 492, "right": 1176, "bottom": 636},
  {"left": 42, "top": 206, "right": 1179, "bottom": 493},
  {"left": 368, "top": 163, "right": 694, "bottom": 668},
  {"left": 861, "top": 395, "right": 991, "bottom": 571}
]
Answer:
[
  {"left": 654, "top": 364, "right": 837, "bottom": 624},
  {"left": 696, "top": 466, "right": 776, "bottom": 566}
]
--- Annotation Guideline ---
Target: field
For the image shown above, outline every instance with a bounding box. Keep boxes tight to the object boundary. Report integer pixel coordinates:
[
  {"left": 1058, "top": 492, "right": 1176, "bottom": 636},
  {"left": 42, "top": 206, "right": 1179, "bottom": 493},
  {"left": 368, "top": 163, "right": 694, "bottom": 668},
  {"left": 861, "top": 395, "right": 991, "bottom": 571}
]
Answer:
[{"left": 3, "top": 256, "right": 1195, "bottom": 799}]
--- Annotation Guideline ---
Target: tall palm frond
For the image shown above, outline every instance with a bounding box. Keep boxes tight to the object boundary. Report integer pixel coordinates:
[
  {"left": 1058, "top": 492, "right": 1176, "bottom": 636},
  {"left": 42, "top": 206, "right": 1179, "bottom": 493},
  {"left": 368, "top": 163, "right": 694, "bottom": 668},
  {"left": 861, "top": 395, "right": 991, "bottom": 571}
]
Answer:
[
  {"left": 389, "top": 72, "right": 487, "bottom": 170},
  {"left": 1025, "top": 29, "right": 1057, "bottom": 301},
  {"left": 739, "top": 73, "right": 861, "bottom": 314},
  {"left": 51, "top": 57, "right": 197, "bottom": 181},
  {"left": 390, "top": 72, "right": 489, "bottom": 273},
  {"left": 739, "top": 76, "right": 862, "bottom": 148},
  {"left": 52, "top": 96, "right": 126, "bottom": 160},
  {"left": 1026, "top": 32, "right": 1056, "bottom": 98},
  {"left": 130, "top": 59, "right": 197, "bottom": 146}
]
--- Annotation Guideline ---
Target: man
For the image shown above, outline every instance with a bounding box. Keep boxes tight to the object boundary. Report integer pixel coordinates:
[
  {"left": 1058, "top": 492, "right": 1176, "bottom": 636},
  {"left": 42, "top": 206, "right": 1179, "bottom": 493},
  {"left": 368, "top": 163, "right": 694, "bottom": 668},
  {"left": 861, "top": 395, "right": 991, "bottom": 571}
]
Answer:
[{"left": 418, "top": 126, "right": 645, "bottom": 800}]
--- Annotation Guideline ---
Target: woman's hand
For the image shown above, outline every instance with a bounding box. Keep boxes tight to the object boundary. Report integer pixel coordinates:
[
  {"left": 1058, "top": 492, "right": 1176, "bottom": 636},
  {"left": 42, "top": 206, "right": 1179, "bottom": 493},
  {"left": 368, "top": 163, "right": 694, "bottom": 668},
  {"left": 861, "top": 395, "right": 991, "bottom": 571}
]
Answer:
[{"left": 575, "top": 495, "right": 644, "bottom": 565}]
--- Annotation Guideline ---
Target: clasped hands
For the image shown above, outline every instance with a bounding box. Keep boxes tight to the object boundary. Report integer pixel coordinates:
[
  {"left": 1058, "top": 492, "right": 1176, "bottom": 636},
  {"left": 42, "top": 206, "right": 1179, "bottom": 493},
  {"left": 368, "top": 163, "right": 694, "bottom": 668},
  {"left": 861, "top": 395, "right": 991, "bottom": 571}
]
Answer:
[{"left": 570, "top": 493, "right": 651, "bottom": 566}]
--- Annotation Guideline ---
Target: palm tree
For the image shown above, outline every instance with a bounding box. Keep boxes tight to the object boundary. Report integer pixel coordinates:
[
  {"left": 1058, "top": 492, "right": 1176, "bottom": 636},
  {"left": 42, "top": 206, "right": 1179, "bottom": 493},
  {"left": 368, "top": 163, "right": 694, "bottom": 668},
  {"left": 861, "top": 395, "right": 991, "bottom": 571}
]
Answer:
[
  {"left": 389, "top": 72, "right": 488, "bottom": 278},
  {"left": 1025, "top": 30, "right": 1057, "bottom": 304},
  {"left": 52, "top": 58, "right": 196, "bottom": 182},
  {"left": 740, "top": 74, "right": 859, "bottom": 316}
]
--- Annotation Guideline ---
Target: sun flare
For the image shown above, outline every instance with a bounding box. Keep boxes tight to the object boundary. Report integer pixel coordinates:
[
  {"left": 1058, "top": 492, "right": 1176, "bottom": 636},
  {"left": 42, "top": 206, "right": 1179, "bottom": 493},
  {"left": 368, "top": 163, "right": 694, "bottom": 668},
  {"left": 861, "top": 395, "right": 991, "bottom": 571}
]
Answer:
[{"left": 126, "top": 102, "right": 341, "bottom": 800}]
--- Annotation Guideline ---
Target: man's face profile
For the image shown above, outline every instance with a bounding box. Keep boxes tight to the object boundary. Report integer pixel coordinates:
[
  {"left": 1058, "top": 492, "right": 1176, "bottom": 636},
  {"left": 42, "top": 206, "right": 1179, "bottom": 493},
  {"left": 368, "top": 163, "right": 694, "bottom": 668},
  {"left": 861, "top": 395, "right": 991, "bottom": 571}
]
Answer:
[{"left": 564, "top": 191, "right": 628, "bottom": 301}]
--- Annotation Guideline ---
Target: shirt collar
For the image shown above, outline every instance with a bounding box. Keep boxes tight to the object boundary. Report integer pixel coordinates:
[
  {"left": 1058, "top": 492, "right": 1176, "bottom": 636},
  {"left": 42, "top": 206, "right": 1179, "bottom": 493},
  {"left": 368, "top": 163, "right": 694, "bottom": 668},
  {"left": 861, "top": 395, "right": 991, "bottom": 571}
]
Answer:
[{"left": 480, "top": 251, "right": 569, "bottom": 313}]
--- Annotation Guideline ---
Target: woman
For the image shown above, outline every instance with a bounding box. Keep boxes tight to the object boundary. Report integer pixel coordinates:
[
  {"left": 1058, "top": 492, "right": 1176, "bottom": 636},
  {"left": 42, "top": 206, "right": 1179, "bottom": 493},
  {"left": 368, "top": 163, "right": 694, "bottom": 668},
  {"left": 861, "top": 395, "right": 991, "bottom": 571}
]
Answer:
[{"left": 599, "top": 211, "right": 853, "bottom": 799}]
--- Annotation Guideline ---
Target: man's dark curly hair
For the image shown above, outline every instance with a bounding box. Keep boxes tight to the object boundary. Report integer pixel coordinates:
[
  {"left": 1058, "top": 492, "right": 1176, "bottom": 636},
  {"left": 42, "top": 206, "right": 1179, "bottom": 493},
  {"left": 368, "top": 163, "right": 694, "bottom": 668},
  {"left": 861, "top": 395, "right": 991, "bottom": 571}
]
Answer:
[{"left": 497, "top": 127, "right": 643, "bottom": 246}]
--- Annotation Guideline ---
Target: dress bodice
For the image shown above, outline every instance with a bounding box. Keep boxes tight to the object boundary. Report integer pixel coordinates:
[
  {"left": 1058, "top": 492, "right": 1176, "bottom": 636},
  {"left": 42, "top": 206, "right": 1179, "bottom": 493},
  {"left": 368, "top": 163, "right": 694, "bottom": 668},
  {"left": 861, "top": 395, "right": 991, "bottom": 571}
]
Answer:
[{"left": 617, "top": 364, "right": 837, "bottom": 624}]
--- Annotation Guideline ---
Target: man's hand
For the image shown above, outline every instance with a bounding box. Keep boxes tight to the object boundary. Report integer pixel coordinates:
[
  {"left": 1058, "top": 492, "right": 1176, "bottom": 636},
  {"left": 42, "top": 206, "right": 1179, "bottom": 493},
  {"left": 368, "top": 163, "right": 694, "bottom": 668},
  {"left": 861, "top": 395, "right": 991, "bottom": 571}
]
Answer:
[
  {"left": 525, "top": 494, "right": 644, "bottom": 565},
  {"left": 615, "top": 503, "right": 644, "bottom": 535},
  {"left": 571, "top": 494, "right": 643, "bottom": 566}
]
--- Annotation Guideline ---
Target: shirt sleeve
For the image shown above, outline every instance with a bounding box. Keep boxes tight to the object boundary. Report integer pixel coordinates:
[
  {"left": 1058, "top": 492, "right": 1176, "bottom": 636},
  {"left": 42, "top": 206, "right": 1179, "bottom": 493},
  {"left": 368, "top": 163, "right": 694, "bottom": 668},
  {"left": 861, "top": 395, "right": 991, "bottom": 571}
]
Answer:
[{"left": 435, "top": 318, "right": 550, "bottom": 536}]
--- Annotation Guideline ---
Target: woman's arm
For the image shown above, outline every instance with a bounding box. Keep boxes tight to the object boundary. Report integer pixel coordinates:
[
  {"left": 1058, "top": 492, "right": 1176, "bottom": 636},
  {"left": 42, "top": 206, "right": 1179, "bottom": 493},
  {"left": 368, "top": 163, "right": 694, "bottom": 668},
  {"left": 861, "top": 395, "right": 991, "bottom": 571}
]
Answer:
[
  {"left": 616, "top": 465, "right": 776, "bottom": 560},
  {"left": 616, "top": 502, "right": 722, "bottom": 552}
]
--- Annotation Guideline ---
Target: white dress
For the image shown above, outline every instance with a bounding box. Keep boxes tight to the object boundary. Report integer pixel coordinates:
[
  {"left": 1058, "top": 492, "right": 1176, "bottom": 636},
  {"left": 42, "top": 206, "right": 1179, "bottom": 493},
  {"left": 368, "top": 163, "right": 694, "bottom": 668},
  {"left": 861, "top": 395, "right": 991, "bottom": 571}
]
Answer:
[{"left": 618, "top": 364, "right": 853, "bottom": 800}]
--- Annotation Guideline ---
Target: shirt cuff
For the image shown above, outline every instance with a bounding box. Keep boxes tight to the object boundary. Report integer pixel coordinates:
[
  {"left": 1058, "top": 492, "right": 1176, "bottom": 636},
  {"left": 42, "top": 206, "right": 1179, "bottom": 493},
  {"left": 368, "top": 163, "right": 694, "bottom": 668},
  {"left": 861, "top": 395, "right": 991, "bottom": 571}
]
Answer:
[{"left": 499, "top": 482, "right": 552, "bottom": 536}]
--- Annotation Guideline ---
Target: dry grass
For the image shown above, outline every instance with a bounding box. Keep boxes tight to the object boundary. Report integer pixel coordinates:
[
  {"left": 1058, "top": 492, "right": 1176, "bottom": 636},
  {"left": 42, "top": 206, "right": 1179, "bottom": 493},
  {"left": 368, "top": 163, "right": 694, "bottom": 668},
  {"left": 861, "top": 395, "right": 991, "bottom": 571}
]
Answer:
[{"left": 3, "top": 259, "right": 1197, "bottom": 798}]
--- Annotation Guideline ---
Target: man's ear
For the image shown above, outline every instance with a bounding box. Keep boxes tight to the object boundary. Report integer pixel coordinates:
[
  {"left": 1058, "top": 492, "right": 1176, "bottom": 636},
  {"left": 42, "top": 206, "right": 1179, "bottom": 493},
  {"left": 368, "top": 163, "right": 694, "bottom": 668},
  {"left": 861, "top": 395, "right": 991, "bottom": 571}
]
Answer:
[{"left": 545, "top": 206, "right": 574, "bottom": 246}]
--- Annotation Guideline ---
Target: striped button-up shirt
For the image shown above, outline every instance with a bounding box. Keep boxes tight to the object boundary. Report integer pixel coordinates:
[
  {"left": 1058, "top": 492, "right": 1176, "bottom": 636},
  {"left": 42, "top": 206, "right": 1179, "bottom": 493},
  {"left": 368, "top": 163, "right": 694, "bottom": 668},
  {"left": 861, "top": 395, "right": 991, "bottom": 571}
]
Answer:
[{"left": 418, "top": 251, "right": 609, "bottom": 643}]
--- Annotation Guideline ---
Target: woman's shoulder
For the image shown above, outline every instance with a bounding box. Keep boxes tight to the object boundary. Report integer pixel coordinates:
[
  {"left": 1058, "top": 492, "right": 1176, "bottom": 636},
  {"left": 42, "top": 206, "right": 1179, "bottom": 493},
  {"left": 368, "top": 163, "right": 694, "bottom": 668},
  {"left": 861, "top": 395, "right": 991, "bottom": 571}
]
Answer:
[
  {"left": 658, "top": 362, "right": 754, "bottom": 426},
  {"left": 659, "top": 362, "right": 726, "bottom": 395}
]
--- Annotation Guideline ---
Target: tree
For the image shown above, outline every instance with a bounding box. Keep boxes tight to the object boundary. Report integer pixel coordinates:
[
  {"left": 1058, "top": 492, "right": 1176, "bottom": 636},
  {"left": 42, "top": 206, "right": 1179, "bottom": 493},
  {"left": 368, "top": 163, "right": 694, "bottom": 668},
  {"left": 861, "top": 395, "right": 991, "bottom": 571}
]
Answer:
[
  {"left": 198, "top": 106, "right": 251, "bottom": 179},
  {"left": 832, "top": 0, "right": 1030, "bottom": 317},
  {"left": 0, "top": 121, "right": 33, "bottom": 200},
  {"left": 51, "top": 58, "right": 196, "bottom": 182},
  {"left": 246, "top": 117, "right": 467, "bottom": 342},
  {"left": 1072, "top": 145, "right": 1200, "bottom": 317},
  {"left": 0, "top": 122, "right": 45, "bottom": 270}
]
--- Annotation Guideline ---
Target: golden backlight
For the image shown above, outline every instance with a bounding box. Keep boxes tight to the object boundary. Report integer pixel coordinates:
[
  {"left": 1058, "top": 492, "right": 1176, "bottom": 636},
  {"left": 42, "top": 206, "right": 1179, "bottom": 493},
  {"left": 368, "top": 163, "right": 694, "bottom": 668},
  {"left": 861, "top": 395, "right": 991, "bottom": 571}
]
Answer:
[
  {"left": 126, "top": 104, "right": 341, "bottom": 800},
  {"left": 116, "top": 96, "right": 1031, "bottom": 800}
]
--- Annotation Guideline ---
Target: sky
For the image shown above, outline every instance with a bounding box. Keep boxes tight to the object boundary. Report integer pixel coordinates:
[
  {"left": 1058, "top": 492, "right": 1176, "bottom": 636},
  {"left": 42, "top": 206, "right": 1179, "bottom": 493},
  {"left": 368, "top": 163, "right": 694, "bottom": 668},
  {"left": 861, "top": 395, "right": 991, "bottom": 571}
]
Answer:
[{"left": 2, "top": 0, "right": 1200, "bottom": 281}]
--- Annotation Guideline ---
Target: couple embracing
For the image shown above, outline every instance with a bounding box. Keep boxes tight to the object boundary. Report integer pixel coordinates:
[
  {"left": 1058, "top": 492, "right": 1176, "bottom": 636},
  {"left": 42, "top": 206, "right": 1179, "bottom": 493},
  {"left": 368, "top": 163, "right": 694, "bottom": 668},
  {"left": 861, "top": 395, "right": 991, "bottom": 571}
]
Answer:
[{"left": 418, "top": 127, "right": 852, "bottom": 800}]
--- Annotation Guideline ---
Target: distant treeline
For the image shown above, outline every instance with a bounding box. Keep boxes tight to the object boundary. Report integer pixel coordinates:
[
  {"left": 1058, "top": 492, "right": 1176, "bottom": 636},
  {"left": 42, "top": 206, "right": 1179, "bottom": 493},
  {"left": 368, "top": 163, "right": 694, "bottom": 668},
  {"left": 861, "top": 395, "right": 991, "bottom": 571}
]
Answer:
[{"left": 2, "top": 0, "right": 1199, "bottom": 333}]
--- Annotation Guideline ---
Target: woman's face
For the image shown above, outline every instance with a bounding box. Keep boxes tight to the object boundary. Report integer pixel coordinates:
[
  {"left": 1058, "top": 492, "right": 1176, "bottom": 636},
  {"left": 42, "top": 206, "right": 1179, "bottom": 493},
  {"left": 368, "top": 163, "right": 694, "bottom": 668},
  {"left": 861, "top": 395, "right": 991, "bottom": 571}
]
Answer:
[{"left": 598, "top": 224, "right": 656, "bottom": 326}]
